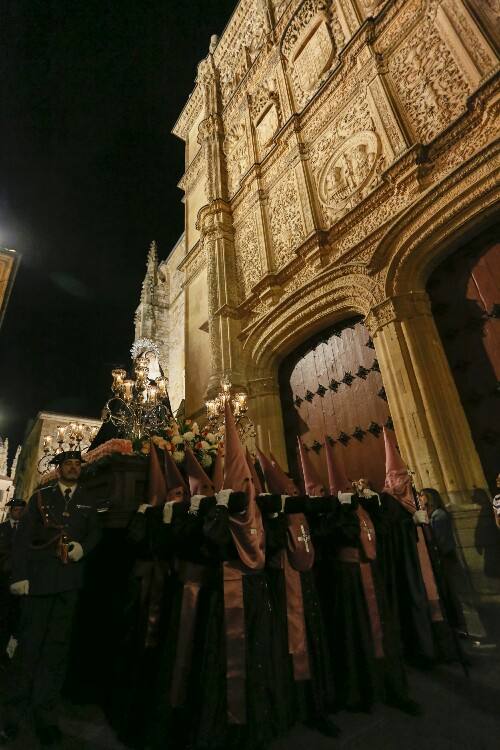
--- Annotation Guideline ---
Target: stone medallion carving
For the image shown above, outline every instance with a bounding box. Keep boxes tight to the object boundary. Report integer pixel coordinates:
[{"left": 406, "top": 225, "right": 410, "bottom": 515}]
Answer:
[{"left": 318, "top": 130, "right": 380, "bottom": 214}]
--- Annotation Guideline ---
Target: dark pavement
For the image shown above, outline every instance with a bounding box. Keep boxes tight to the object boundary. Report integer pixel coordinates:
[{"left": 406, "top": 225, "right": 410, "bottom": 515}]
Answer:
[{"left": 2, "top": 618, "right": 500, "bottom": 750}]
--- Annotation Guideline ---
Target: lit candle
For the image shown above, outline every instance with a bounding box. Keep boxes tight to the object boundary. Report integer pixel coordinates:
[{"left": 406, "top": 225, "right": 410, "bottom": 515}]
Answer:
[
  {"left": 57, "top": 426, "right": 66, "bottom": 442},
  {"left": 123, "top": 379, "right": 134, "bottom": 402}
]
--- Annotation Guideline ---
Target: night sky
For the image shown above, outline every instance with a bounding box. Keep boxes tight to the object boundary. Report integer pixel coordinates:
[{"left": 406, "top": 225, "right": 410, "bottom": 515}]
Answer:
[{"left": 0, "top": 0, "right": 236, "bottom": 457}]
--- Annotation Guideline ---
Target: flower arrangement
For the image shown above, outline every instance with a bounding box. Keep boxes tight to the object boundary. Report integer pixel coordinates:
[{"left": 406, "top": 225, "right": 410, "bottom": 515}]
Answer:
[{"left": 149, "top": 418, "right": 219, "bottom": 468}]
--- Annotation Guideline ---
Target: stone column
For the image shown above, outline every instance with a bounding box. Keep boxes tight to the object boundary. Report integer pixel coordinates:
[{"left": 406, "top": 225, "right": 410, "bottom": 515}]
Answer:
[
  {"left": 247, "top": 372, "right": 288, "bottom": 469},
  {"left": 366, "top": 291, "right": 499, "bottom": 618},
  {"left": 365, "top": 290, "right": 487, "bottom": 504}
]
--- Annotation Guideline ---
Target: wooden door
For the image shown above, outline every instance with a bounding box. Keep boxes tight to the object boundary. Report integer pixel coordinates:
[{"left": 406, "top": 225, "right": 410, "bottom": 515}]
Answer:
[{"left": 279, "top": 317, "right": 391, "bottom": 491}]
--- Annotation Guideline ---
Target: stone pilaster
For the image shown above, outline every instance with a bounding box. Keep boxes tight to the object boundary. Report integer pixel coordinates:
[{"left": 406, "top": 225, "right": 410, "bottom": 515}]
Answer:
[
  {"left": 366, "top": 290, "right": 487, "bottom": 504},
  {"left": 247, "top": 372, "right": 288, "bottom": 468}
]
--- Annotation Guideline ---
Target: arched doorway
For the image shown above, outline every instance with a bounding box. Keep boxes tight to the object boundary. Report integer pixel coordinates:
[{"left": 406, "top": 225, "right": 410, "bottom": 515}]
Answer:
[
  {"left": 427, "top": 227, "right": 500, "bottom": 489},
  {"left": 279, "top": 316, "right": 391, "bottom": 490}
]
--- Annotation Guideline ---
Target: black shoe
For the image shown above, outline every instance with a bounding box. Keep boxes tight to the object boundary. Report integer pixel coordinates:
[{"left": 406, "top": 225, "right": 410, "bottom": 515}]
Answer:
[
  {"left": 306, "top": 715, "right": 341, "bottom": 737},
  {"left": 0, "top": 724, "right": 19, "bottom": 745},
  {"left": 36, "top": 725, "right": 62, "bottom": 746}
]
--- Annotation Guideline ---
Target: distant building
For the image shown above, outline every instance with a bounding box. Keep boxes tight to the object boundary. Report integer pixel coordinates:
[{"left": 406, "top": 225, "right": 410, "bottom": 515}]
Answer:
[
  {"left": 0, "top": 438, "right": 21, "bottom": 521},
  {"left": 0, "top": 247, "right": 20, "bottom": 330},
  {"left": 15, "top": 412, "right": 101, "bottom": 500}
]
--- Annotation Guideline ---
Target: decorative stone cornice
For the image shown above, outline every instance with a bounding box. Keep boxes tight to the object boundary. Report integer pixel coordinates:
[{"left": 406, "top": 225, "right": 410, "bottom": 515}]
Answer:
[{"left": 364, "top": 290, "right": 432, "bottom": 335}]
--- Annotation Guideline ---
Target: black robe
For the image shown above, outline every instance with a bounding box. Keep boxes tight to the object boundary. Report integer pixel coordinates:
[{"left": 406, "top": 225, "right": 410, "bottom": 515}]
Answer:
[
  {"left": 151, "top": 501, "right": 290, "bottom": 750},
  {"left": 311, "top": 497, "right": 411, "bottom": 711},
  {"left": 108, "top": 505, "right": 174, "bottom": 748},
  {"left": 358, "top": 493, "right": 459, "bottom": 666},
  {"left": 263, "top": 512, "right": 335, "bottom": 728}
]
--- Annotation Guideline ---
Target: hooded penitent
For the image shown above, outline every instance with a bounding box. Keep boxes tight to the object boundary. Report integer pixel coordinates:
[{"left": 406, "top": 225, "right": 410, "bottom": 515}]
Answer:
[
  {"left": 245, "top": 448, "right": 263, "bottom": 496},
  {"left": 164, "top": 446, "right": 189, "bottom": 502},
  {"left": 324, "top": 438, "right": 351, "bottom": 495},
  {"left": 184, "top": 445, "right": 215, "bottom": 498},
  {"left": 382, "top": 427, "right": 416, "bottom": 513},
  {"left": 382, "top": 427, "right": 443, "bottom": 622},
  {"left": 297, "top": 439, "right": 326, "bottom": 497},
  {"left": 223, "top": 399, "right": 265, "bottom": 570},
  {"left": 148, "top": 441, "right": 167, "bottom": 507},
  {"left": 212, "top": 444, "right": 224, "bottom": 493},
  {"left": 256, "top": 448, "right": 314, "bottom": 571}
]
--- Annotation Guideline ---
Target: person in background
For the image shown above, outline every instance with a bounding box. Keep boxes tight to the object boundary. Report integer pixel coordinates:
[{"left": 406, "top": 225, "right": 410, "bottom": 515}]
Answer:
[
  {"left": 0, "top": 500, "right": 26, "bottom": 665},
  {"left": 492, "top": 473, "right": 500, "bottom": 530},
  {"left": 418, "top": 488, "right": 466, "bottom": 633}
]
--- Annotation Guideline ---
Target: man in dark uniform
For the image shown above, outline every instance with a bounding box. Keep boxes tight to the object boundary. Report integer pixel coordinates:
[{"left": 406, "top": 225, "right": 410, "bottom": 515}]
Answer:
[
  {"left": 0, "top": 451, "right": 102, "bottom": 747},
  {"left": 0, "top": 500, "right": 26, "bottom": 664}
]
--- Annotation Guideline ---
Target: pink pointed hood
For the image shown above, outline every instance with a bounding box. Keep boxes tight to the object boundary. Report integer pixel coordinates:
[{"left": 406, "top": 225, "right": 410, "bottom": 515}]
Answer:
[
  {"left": 212, "top": 443, "right": 224, "bottom": 493},
  {"left": 223, "top": 399, "right": 265, "bottom": 570},
  {"left": 297, "top": 438, "right": 326, "bottom": 496},
  {"left": 184, "top": 445, "right": 215, "bottom": 497},
  {"left": 383, "top": 427, "right": 415, "bottom": 512},
  {"left": 324, "top": 438, "right": 351, "bottom": 495},
  {"left": 257, "top": 448, "right": 299, "bottom": 496},
  {"left": 148, "top": 441, "right": 167, "bottom": 507}
]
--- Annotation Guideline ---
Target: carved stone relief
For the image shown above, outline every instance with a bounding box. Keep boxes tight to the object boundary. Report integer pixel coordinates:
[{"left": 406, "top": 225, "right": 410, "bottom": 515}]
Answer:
[
  {"left": 387, "top": 17, "right": 471, "bottom": 143},
  {"left": 309, "top": 95, "right": 386, "bottom": 225},
  {"left": 267, "top": 171, "right": 306, "bottom": 269},
  {"left": 281, "top": 1, "right": 344, "bottom": 110},
  {"left": 235, "top": 212, "right": 263, "bottom": 299},
  {"left": 224, "top": 119, "right": 250, "bottom": 197},
  {"left": 250, "top": 77, "right": 282, "bottom": 157}
]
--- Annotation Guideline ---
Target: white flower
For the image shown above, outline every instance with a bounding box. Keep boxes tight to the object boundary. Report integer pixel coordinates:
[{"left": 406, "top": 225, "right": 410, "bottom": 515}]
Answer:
[
  {"left": 182, "top": 431, "right": 195, "bottom": 441},
  {"left": 191, "top": 422, "right": 199, "bottom": 435},
  {"left": 201, "top": 455, "right": 213, "bottom": 468},
  {"left": 173, "top": 450, "right": 185, "bottom": 463},
  {"left": 200, "top": 440, "right": 210, "bottom": 450},
  {"left": 171, "top": 435, "right": 183, "bottom": 446},
  {"left": 205, "top": 433, "right": 216, "bottom": 443}
]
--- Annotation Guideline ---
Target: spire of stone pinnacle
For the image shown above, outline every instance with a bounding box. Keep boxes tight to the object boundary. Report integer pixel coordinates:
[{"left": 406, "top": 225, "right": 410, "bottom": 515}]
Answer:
[{"left": 141, "top": 240, "right": 159, "bottom": 303}]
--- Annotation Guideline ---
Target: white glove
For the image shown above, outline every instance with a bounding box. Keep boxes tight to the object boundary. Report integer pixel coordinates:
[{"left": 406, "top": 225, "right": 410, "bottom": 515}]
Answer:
[
  {"left": 216, "top": 489, "right": 232, "bottom": 507},
  {"left": 338, "top": 492, "right": 353, "bottom": 505},
  {"left": 413, "top": 509, "right": 429, "bottom": 525},
  {"left": 68, "top": 542, "right": 84, "bottom": 562},
  {"left": 137, "top": 503, "right": 150, "bottom": 514},
  {"left": 6, "top": 636, "right": 18, "bottom": 659},
  {"left": 163, "top": 501, "right": 175, "bottom": 525},
  {"left": 10, "top": 579, "right": 29, "bottom": 596}
]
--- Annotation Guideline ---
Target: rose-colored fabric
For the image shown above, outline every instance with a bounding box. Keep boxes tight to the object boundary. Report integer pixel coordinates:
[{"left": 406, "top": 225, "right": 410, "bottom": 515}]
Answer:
[
  {"left": 148, "top": 442, "right": 167, "bottom": 507},
  {"left": 297, "top": 439, "right": 326, "bottom": 496},
  {"left": 283, "top": 553, "right": 311, "bottom": 681},
  {"left": 324, "top": 437, "right": 351, "bottom": 494},
  {"left": 170, "top": 561, "right": 211, "bottom": 707},
  {"left": 245, "top": 448, "right": 263, "bottom": 495},
  {"left": 223, "top": 561, "right": 247, "bottom": 724},
  {"left": 184, "top": 445, "right": 215, "bottom": 497},
  {"left": 164, "top": 447, "right": 188, "bottom": 496},
  {"left": 356, "top": 505, "right": 377, "bottom": 562},
  {"left": 382, "top": 427, "right": 444, "bottom": 622},
  {"left": 337, "top": 547, "right": 384, "bottom": 659},
  {"left": 213, "top": 444, "right": 224, "bottom": 493},
  {"left": 257, "top": 449, "right": 298, "bottom": 496},
  {"left": 223, "top": 400, "right": 265, "bottom": 571}
]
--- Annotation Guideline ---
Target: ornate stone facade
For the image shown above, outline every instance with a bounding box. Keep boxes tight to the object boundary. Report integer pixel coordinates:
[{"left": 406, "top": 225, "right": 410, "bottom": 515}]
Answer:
[{"left": 139, "top": 0, "right": 499, "bottom": 598}]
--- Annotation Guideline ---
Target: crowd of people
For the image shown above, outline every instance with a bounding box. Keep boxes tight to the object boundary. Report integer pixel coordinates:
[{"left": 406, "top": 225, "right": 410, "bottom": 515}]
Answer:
[{"left": 0, "top": 402, "right": 496, "bottom": 749}]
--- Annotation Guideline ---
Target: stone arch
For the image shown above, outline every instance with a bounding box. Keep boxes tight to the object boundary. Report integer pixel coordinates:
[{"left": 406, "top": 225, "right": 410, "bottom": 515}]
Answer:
[
  {"left": 370, "top": 147, "right": 500, "bottom": 298},
  {"left": 242, "top": 267, "right": 378, "bottom": 374}
]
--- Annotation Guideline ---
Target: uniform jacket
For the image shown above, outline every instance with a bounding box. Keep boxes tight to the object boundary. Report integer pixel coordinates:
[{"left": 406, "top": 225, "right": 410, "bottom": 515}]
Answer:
[
  {"left": 11, "top": 484, "right": 102, "bottom": 595},
  {"left": 0, "top": 520, "right": 16, "bottom": 580}
]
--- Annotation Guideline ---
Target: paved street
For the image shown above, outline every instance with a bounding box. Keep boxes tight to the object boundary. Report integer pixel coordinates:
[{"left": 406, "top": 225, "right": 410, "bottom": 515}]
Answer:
[{"left": 2, "top": 628, "right": 500, "bottom": 750}]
